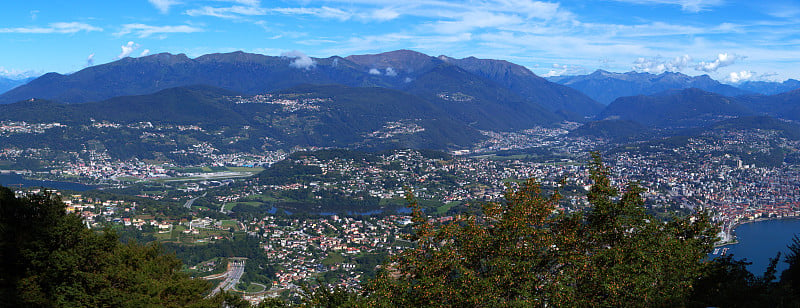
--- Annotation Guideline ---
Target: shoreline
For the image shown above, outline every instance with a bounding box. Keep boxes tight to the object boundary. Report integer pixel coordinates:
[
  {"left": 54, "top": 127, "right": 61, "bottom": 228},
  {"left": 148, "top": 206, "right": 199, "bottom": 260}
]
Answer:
[
  {"left": 0, "top": 172, "right": 99, "bottom": 191},
  {"left": 716, "top": 216, "right": 800, "bottom": 247}
]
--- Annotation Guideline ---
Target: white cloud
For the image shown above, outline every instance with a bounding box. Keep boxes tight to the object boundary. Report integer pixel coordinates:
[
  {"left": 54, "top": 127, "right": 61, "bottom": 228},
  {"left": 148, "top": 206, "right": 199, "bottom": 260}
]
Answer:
[
  {"left": 609, "top": 0, "right": 725, "bottom": 13},
  {"left": 0, "top": 67, "right": 40, "bottom": 79},
  {"left": 271, "top": 7, "right": 353, "bottom": 21},
  {"left": 632, "top": 54, "right": 691, "bottom": 73},
  {"left": 369, "top": 68, "right": 381, "bottom": 75},
  {"left": 30, "top": 10, "right": 39, "bottom": 21},
  {"left": 140, "top": 49, "right": 151, "bottom": 57},
  {"left": 186, "top": 5, "right": 268, "bottom": 18},
  {"left": 385, "top": 67, "right": 398, "bottom": 76},
  {"left": 86, "top": 53, "right": 95, "bottom": 67},
  {"left": 432, "top": 11, "right": 523, "bottom": 34},
  {"left": 149, "top": 0, "right": 181, "bottom": 14},
  {"left": 695, "top": 53, "right": 741, "bottom": 72},
  {"left": 0, "top": 22, "right": 102, "bottom": 34},
  {"left": 491, "top": 0, "right": 566, "bottom": 20},
  {"left": 371, "top": 8, "right": 400, "bottom": 21},
  {"left": 115, "top": 24, "right": 203, "bottom": 38},
  {"left": 117, "top": 41, "right": 139, "bottom": 59},
  {"left": 727, "top": 70, "right": 753, "bottom": 83},
  {"left": 281, "top": 50, "right": 316, "bottom": 70},
  {"left": 542, "top": 63, "right": 586, "bottom": 77}
]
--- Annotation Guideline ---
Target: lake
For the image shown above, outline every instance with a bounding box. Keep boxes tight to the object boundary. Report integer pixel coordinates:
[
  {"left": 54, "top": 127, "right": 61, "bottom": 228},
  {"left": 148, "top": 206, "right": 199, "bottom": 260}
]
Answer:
[
  {"left": 717, "top": 218, "right": 800, "bottom": 276},
  {"left": 0, "top": 173, "right": 97, "bottom": 191}
]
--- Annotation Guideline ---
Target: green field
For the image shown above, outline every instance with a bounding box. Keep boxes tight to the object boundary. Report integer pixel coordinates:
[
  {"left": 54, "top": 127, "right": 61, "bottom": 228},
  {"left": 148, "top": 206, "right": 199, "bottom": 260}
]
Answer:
[
  {"left": 243, "top": 283, "right": 266, "bottom": 293},
  {"left": 322, "top": 252, "right": 345, "bottom": 266},
  {"left": 435, "top": 201, "right": 461, "bottom": 215},
  {"left": 242, "top": 194, "right": 278, "bottom": 203}
]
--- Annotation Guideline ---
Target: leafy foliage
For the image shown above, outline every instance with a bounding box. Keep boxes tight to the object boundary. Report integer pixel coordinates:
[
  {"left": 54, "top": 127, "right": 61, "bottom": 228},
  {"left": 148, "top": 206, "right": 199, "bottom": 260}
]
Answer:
[
  {"left": 357, "top": 153, "right": 718, "bottom": 307},
  {"left": 0, "top": 186, "right": 213, "bottom": 307}
]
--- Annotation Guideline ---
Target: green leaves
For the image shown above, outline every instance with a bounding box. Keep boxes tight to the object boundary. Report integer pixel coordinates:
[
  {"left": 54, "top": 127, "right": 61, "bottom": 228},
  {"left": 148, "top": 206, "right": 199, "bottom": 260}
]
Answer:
[
  {"left": 0, "top": 186, "right": 213, "bottom": 307},
  {"left": 360, "top": 154, "right": 719, "bottom": 307}
]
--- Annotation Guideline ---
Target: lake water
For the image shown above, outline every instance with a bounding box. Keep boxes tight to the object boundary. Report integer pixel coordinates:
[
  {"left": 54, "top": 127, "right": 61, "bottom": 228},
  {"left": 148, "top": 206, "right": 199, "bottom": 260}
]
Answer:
[
  {"left": 0, "top": 173, "right": 97, "bottom": 191},
  {"left": 717, "top": 219, "right": 800, "bottom": 276}
]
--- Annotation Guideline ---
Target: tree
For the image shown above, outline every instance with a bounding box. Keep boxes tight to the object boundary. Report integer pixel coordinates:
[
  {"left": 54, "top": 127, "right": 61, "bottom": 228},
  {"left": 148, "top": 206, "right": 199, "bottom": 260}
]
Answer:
[
  {"left": 360, "top": 153, "right": 718, "bottom": 307},
  {"left": 0, "top": 186, "right": 213, "bottom": 307}
]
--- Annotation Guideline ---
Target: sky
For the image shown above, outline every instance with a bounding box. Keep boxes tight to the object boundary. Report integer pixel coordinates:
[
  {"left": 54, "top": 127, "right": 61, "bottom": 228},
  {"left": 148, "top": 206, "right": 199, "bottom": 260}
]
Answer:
[{"left": 0, "top": 0, "right": 798, "bottom": 83}]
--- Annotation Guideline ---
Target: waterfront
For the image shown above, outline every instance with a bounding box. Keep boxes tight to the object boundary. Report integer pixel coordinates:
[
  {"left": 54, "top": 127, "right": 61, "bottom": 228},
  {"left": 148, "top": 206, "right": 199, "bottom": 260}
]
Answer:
[
  {"left": 717, "top": 218, "right": 800, "bottom": 276},
  {"left": 0, "top": 173, "right": 97, "bottom": 191}
]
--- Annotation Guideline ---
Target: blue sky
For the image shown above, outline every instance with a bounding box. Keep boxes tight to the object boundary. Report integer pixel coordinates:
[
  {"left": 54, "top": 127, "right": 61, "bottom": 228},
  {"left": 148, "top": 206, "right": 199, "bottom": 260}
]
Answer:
[{"left": 1, "top": 0, "right": 798, "bottom": 83}]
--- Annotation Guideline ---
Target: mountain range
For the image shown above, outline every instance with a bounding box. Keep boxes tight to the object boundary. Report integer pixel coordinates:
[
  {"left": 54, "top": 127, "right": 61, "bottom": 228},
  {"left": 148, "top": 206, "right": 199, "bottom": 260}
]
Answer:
[
  {"left": 0, "top": 50, "right": 600, "bottom": 122},
  {"left": 1, "top": 50, "right": 799, "bottom": 154},
  {"left": 547, "top": 70, "right": 753, "bottom": 104},
  {"left": 736, "top": 79, "right": 800, "bottom": 95},
  {"left": 0, "top": 77, "right": 35, "bottom": 95}
]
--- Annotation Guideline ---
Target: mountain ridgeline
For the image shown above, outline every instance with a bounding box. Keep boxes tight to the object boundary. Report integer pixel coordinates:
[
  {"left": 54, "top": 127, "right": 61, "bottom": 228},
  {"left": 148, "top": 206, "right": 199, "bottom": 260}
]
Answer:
[
  {"left": 0, "top": 50, "right": 599, "bottom": 124},
  {"left": 547, "top": 70, "right": 753, "bottom": 104},
  {"left": 1, "top": 50, "right": 799, "bottom": 153}
]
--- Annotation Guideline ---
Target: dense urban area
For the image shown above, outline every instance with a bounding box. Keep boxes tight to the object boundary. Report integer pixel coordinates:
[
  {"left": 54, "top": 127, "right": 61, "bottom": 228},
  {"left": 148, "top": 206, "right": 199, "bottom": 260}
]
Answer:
[{"left": 2, "top": 119, "right": 799, "bottom": 304}]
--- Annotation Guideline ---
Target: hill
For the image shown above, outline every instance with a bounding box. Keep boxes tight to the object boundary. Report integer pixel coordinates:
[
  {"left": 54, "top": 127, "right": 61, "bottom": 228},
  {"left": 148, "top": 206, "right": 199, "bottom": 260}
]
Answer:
[
  {"left": 0, "top": 84, "right": 484, "bottom": 152},
  {"left": 402, "top": 63, "right": 561, "bottom": 130},
  {"left": 704, "top": 116, "right": 800, "bottom": 140},
  {"left": 739, "top": 88, "right": 800, "bottom": 121},
  {"left": 549, "top": 70, "right": 751, "bottom": 104},
  {"left": 599, "top": 88, "right": 755, "bottom": 128},
  {"left": 440, "top": 56, "right": 603, "bottom": 119}
]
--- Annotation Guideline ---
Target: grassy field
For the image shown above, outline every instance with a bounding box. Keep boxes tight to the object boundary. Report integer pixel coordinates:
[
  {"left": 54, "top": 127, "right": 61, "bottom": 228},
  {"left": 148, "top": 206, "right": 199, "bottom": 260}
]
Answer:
[
  {"left": 243, "top": 283, "right": 266, "bottom": 293},
  {"left": 222, "top": 201, "right": 262, "bottom": 211},
  {"left": 220, "top": 220, "right": 239, "bottom": 230},
  {"left": 115, "top": 176, "right": 141, "bottom": 182},
  {"left": 243, "top": 194, "right": 279, "bottom": 203},
  {"left": 435, "top": 201, "right": 461, "bottom": 215},
  {"left": 322, "top": 252, "right": 345, "bottom": 266}
]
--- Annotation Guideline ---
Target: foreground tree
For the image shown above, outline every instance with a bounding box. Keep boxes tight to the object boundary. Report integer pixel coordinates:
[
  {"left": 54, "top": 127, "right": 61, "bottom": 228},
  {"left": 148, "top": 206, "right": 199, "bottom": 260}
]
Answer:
[
  {"left": 361, "top": 153, "right": 718, "bottom": 307},
  {"left": 0, "top": 187, "right": 212, "bottom": 307}
]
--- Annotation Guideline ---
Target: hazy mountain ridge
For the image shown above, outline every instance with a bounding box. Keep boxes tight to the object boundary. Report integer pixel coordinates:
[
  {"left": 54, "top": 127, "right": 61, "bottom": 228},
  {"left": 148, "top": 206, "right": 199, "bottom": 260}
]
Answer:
[
  {"left": 736, "top": 79, "right": 800, "bottom": 95},
  {"left": 548, "top": 70, "right": 752, "bottom": 104},
  {"left": 0, "top": 76, "right": 35, "bottom": 96}
]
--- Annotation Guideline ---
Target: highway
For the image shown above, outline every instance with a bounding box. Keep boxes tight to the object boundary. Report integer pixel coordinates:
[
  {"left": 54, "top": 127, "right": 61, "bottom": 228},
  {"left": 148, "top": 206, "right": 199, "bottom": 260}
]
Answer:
[
  {"left": 208, "top": 258, "right": 246, "bottom": 296},
  {"left": 183, "top": 192, "right": 207, "bottom": 208}
]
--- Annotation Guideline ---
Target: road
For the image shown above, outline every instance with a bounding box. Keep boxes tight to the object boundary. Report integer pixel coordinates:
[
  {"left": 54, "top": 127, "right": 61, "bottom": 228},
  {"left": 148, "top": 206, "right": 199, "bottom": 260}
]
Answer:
[
  {"left": 183, "top": 192, "right": 207, "bottom": 208},
  {"left": 209, "top": 258, "right": 246, "bottom": 296}
]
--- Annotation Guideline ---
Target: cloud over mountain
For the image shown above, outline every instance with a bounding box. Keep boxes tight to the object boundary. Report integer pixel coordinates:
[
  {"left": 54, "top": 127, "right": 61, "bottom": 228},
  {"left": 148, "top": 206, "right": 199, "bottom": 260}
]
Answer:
[{"left": 281, "top": 50, "right": 316, "bottom": 70}]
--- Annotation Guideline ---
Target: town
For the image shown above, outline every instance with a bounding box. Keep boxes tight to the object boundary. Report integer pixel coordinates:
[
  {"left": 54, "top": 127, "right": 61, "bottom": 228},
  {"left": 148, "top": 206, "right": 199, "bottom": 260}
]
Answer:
[{"left": 3, "top": 119, "right": 800, "bottom": 303}]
